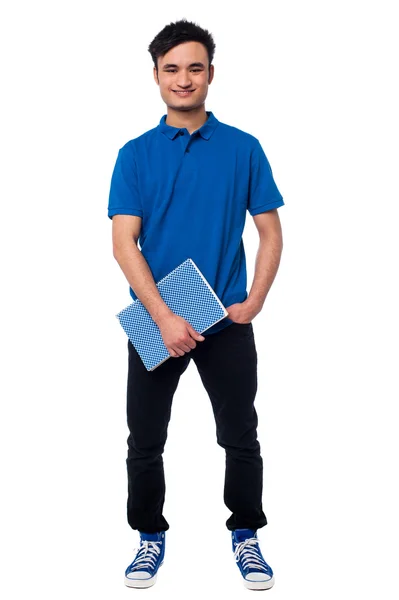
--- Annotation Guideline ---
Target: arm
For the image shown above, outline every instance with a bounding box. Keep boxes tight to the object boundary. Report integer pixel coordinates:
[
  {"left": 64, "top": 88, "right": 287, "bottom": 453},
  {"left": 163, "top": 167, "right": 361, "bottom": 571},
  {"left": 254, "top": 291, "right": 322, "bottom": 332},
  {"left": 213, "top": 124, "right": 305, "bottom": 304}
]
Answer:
[
  {"left": 108, "top": 147, "right": 172, "bottom": 325},
  {"left": 112, "top": 215, "right": 204, "bottom": 355},
  {"left": 244, "top": 139, "right": 284, "bottom": 314},
  {"left": 246, "top": 208, "right": 283, "bottom": 311},
  {"left": 112, "top": 215, "right": 173, "bottom": 325},
  {"left": 225, "top": 208, "right": 283, "bottom": 324}
]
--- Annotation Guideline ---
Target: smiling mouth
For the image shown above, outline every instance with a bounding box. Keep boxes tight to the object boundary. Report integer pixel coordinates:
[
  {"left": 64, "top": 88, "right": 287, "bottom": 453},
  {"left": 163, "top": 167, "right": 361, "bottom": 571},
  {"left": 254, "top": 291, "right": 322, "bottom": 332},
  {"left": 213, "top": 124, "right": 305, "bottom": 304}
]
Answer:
[{"left": 173, "top": 90, "right": 195, "bottom": 94}]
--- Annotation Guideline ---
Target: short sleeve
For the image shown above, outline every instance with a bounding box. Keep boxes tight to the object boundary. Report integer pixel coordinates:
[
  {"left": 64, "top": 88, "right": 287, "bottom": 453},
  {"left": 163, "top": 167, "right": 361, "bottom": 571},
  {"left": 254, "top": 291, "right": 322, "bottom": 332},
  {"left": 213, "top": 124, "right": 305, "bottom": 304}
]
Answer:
[
  {"left": 248, "top": 139, "right": 284, "bottom": 216},
  {"left": 107, "top": 143, "right": 143, "bottom": 220}
]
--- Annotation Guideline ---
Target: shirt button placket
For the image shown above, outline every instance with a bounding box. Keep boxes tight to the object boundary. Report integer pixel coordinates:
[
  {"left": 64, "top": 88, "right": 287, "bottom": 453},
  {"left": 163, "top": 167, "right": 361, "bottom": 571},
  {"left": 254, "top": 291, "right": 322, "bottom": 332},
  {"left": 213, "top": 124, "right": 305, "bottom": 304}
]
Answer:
[{"left": 178, "top": 129, "right": 190, "bottom": 153}]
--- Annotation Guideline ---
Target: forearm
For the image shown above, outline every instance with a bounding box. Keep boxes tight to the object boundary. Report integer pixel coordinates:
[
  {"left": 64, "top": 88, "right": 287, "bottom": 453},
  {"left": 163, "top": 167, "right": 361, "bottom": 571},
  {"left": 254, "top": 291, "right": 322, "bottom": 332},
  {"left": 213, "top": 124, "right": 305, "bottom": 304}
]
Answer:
[
  {"left": 246, "top": 233, "right": 283, "bottom": 310},
  {"left": 113, "top": 243, "right": 173, "bottom": 325}
]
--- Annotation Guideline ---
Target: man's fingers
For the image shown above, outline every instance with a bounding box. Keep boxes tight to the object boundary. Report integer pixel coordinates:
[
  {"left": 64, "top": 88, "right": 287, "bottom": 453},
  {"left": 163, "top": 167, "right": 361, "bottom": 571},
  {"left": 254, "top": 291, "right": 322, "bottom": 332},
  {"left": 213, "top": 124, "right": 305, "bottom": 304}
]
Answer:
[{"left": 189, "top": 326, "right": 205, "bottom": 341}]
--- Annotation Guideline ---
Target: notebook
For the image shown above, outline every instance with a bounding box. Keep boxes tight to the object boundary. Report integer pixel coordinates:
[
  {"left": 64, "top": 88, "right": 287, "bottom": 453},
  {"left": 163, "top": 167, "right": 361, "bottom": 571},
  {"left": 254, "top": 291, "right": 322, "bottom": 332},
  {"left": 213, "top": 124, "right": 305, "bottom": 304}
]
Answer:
[{"left": 116, "top": 258, "right": 229, "bottom": 371}]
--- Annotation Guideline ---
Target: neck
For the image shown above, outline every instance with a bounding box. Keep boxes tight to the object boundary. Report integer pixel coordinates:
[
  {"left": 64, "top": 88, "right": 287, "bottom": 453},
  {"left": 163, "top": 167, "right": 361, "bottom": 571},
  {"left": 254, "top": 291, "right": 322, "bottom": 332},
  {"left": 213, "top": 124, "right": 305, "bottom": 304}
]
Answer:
[{"left": 165, "top": 105, "right": 209, "bottom": 135}]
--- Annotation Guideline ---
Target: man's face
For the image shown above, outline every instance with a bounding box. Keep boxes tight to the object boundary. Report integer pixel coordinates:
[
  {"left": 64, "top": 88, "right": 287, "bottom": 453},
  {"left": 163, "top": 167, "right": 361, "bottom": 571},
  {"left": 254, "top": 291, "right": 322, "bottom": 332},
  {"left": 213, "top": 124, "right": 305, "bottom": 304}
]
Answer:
[{"left": 154, "top": 41, "right": 214, "bottom": 112}]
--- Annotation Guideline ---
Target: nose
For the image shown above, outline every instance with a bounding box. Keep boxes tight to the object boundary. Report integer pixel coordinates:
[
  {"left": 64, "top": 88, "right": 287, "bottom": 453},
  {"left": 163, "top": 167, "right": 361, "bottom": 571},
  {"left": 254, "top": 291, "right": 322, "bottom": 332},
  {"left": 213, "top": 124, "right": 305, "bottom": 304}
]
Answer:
[{"left": 176, "top": 70, "right": 192, "bottom": 89}]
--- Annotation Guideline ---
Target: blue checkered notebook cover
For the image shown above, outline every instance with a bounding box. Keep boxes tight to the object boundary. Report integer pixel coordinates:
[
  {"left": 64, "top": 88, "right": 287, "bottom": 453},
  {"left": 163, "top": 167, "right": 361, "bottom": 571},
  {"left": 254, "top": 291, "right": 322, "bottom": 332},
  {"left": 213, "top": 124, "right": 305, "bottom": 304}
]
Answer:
[{"left": 116, "top": 258, "right": 229, "bottom": 371}]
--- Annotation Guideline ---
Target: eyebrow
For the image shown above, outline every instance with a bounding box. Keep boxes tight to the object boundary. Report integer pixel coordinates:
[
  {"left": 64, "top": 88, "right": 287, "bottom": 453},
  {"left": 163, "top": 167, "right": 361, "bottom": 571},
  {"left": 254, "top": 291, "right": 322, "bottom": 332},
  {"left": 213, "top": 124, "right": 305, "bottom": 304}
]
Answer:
[{"left": 162, "top": 62, "right": 206, "bottom": 69}]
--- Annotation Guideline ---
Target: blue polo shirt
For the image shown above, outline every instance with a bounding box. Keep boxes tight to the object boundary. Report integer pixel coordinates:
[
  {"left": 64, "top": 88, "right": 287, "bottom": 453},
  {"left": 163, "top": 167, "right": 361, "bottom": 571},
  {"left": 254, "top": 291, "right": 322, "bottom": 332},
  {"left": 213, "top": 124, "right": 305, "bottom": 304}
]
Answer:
[{"left": 108, "top": 111, "right": 284, "bottom": 336}]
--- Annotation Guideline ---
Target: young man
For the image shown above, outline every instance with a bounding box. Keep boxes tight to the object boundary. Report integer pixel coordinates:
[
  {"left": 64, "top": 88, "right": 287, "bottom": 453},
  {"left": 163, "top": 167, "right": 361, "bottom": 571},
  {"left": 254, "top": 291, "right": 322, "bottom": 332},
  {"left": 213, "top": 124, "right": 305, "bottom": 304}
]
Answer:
[{"left": 108, "top": 19, "right": 284, "bottom": 591}]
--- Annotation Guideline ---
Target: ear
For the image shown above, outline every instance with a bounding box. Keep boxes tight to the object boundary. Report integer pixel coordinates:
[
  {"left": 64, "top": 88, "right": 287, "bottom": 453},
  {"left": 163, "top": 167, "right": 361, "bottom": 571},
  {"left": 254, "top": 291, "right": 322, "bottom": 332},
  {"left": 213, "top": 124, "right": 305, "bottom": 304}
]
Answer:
[
  {"left": 208, "top": 63, "right": 215, "bottom": 85},
  {"left": 153, "top": 67, "right": 159, "bottom": 85}
]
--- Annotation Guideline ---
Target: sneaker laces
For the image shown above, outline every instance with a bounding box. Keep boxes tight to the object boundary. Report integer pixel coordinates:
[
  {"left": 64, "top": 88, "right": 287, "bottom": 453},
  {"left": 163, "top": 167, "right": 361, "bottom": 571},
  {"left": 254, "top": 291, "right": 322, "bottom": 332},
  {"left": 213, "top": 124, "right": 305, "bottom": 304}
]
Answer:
[
  {"left": 130, "top": 540, "right": 162, "bottom": 572},
  {"left": 234, "top": 537, "right": 270, "bottom": 572}
]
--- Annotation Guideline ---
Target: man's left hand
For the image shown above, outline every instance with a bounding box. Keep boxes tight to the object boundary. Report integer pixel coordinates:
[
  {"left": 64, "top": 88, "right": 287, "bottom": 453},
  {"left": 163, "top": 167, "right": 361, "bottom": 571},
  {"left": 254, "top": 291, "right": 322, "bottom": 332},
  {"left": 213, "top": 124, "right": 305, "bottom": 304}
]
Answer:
[{"left": 225, "top": 300, "right": 261, "bottom": 324}]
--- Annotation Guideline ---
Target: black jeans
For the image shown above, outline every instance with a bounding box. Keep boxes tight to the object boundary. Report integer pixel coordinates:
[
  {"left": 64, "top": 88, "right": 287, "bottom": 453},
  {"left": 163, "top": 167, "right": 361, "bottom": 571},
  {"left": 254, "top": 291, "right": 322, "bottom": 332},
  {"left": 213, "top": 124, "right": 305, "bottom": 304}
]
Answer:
[{"left": 126, "top": 321, "right": 268, "bottom": 533}]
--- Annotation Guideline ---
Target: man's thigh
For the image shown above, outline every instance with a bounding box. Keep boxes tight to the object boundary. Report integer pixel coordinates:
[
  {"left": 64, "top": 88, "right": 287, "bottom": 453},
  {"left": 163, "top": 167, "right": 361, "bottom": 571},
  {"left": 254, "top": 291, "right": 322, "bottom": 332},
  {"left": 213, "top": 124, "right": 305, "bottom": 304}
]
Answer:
[
  {"left": 190, "top": 323, "right": 258, "bottom": 436},
  {"left": 127, "top": 340, "right": 191, "bottom": 446},
  {"left": 192, "top": 322, "right": 257, "bottom": 381}
]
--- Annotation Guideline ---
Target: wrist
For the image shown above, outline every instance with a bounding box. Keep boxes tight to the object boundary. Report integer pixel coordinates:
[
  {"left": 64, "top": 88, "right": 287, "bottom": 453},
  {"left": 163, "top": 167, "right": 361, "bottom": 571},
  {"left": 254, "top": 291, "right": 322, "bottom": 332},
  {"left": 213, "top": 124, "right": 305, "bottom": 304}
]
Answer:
[
  {"left": 245, "top": 296, "right": 264, "bottom": 312},
  {"left": 153, "top": 305, "right": 173, "bottom": 326}
]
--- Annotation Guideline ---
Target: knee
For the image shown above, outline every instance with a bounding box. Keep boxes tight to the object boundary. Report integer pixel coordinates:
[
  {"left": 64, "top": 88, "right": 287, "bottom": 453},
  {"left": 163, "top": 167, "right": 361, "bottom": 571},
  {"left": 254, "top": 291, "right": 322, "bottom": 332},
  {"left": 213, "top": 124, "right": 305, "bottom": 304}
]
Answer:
[
  {"left": 217, "top": 436, "right": 261, "bottom": 456},
  {"left": 127, "top": 432, "right": 167, "bottom": 459}
]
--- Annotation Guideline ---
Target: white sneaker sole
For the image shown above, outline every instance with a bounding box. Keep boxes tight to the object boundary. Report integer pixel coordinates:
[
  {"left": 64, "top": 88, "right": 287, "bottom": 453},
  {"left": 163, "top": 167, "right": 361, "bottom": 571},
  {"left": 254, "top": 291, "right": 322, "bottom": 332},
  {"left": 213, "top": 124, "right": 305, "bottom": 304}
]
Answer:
[
  {"left": 244, "top": 574, "right": 275, "bottom": 590},
  {"left": 124, "top": 561, "right": 163, "bottom": 588}
]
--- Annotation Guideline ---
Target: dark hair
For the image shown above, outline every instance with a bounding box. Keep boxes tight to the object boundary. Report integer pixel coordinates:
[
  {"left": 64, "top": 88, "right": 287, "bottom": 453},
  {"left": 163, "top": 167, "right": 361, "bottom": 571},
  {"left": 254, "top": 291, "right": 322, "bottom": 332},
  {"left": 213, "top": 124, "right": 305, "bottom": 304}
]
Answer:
[{"left": 148, "top": 18, "right": 216, "bottom": 71}]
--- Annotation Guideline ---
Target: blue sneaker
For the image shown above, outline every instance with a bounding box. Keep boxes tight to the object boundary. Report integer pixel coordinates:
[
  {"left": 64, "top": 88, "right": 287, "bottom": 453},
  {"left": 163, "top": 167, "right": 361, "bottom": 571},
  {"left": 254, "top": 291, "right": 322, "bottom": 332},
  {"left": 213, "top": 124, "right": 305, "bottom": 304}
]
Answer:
[
  {"left": 232, "top": 528, "right": 275, "bottom": 590},
  {"left": 124, "top": 531, "right": 165, "bottom": 588}
]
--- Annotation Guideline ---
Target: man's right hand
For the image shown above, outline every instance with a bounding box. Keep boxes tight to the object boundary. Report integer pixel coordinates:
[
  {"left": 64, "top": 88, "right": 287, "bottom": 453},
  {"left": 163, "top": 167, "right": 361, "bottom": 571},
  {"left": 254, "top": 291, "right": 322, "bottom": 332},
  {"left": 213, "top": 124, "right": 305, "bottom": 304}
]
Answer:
[{"left": 157, "top": 313, "right": 205, "bottom": 358}]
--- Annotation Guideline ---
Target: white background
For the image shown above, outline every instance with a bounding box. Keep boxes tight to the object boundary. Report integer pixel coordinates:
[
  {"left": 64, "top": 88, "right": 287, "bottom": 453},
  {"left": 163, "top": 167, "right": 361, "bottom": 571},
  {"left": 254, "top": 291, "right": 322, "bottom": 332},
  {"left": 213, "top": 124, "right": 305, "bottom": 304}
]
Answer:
[{"left": 1, "top": 1, "right": 398, "bottom": 598}]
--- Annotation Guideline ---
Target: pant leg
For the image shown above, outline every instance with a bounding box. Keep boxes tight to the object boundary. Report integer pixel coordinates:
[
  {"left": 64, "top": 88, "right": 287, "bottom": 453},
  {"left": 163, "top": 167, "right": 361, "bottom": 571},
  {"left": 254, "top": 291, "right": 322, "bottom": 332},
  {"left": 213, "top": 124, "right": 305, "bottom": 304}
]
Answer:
[
  {"left": 126, "top": 339, "right": 191, "bottom": 533},
  {"left": 191, "top": 322, "right": 268, "bottom": 531}
]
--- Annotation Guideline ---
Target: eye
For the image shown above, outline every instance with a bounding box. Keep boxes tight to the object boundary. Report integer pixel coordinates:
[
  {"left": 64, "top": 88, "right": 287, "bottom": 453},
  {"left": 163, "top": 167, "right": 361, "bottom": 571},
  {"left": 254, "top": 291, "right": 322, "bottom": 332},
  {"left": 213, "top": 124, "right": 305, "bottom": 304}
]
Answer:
[{"left": 164, "top": 69, "right": 202, "bottom": 73}]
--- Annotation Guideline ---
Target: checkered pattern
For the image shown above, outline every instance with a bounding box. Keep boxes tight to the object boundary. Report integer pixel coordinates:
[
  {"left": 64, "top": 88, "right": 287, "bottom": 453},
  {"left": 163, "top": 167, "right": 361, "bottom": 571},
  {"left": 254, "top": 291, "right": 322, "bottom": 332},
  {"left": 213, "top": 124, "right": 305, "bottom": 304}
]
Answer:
[{"left": 116, "top": 258, "right": 228, "bottom": 371}]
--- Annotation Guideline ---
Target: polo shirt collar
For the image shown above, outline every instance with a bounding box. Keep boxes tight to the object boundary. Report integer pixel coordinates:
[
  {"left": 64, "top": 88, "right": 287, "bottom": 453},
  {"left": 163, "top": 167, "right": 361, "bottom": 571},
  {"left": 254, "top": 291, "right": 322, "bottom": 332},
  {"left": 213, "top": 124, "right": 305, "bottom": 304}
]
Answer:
[{"left": 158, "top": 111, "right": 219, "bottom": 140}]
